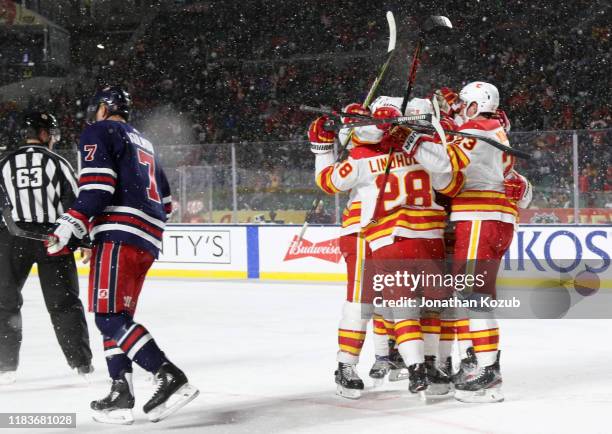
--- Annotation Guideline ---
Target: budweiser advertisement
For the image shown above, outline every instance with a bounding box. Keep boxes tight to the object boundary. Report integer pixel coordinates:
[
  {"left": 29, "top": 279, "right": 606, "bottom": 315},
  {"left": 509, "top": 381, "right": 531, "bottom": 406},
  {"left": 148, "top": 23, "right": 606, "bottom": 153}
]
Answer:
[
  {"left": 283, "top": 236, "right": 342, "bottom": 263},
  {"left": 258, "top": 226, "right": 345, "bottom": 279}
]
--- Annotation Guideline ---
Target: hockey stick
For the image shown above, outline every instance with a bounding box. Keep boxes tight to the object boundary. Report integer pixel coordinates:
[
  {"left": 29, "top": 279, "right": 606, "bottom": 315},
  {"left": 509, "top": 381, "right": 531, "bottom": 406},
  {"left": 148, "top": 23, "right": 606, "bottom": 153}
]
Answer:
[
  {"left": 299, "top": 104, "right": 374, "bottom": 121},
  {"left": 0, "top": 183, "right": 92, "bottom": 248},
  {"left": 371, "top": 15, "right": 452, "bottom": 224},
  {"left": 401, "top": 16, "right": 452, "bottom": 114},
  {"left": 299, "top": 105, "right": 433, "bottom": 129},
  {"left": 324, "top": 115, "right": 530, "bottom": 160},
  {"left": 298, "top": 11, "right": 397, "bottom": 240},
  {"left": 0, "top": 183, "right": 53, "bottom": 242}
]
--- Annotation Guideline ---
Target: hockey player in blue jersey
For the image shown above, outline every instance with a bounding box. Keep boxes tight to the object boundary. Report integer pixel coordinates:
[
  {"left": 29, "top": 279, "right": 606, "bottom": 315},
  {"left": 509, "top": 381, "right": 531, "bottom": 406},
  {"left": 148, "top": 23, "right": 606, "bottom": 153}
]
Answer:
[{"left": 46, "top": 86, "right": 199, "bottom": 424}]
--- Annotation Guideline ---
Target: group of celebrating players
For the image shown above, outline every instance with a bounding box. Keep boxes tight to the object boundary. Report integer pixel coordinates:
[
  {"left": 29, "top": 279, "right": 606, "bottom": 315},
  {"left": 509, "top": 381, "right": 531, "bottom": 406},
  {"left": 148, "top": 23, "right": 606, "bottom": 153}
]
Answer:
[{"left": 308, "top": 81, "right": 532, "bottom": 403}]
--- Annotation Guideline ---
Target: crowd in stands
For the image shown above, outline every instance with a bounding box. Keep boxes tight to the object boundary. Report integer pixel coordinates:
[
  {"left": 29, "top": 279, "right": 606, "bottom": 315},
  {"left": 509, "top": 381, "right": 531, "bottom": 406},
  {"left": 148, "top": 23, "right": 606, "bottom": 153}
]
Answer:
[{"left": 1, "top": 0, "right": 610, "bottom": 214}]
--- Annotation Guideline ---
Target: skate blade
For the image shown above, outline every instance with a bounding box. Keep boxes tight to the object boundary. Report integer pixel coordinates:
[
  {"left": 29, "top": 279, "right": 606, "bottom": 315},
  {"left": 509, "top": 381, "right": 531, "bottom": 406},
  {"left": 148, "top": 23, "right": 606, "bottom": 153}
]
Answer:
[
  {"left": 0, "top": 375, "right": 16, "bottom": 386},
  {"left": 92, "top": 409, "right": 134, "bottom": 425},
  {"left": 388, "top": 369, "right": 409, "bottom": 382},
  {"left": 371, "top": 377, "right": 385, "bottom": 388},
  {"left": 454, "top": 386, "right": 504, "bottom": 403},
  {"left": 78, "top": 373, "right": 93, "bottom": 384},
  {"left": 336, "top": 384, "right": 362, "bottom": 399},
  {"left": 148, "top": 384, "right": 200, "bottom": 423},
  {"left": 425, "top": 383, "right": 451, "bottom": 396}
]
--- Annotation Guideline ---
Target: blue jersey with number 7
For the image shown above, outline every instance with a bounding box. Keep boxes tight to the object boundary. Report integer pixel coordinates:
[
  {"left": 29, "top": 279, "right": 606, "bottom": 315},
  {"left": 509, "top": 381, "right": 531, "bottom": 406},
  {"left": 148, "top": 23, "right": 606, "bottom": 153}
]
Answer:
[{"left": 72, "top": 120, "right": 172, "bottom": 257}]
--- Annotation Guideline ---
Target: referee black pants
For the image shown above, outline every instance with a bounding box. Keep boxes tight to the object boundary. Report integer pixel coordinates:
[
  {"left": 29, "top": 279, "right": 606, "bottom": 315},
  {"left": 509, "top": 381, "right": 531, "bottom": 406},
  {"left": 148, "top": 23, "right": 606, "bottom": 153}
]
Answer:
[{"left": 0, "top": 226, "right": 92, "bottom": 371}]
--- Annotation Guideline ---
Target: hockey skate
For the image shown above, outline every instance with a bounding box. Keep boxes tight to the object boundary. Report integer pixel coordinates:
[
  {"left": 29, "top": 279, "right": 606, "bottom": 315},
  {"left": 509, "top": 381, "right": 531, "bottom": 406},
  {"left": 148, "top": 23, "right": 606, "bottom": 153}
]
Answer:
[
  {"left": 369, "top": 355, "right": 390, "bottom": 386},
  {"left": 0, "top": 371, "right": 16, "bottom": 385},
  {"left": 335, "top": 362, "right": 364, "bottom": 399},
  {"left": 454, "top": 352, "right": 504, "bottom": 403},
  {"left": 388, "top": 348, "right": 409, "bottom": 382},
  {"left": 91, "top": 372, "right": 135, "bottom": 425},
  {"left": 143, "top": 363, "right": 199, "bottom": 422},
  {"left": 451, "top": 347, "right": 478, "bottom": 385},
  {"left": 424, "top": 356, "right": 451, "bottom": 396},
  {"left": 407, "top": 363, "right": 428, "bottom": 400}
]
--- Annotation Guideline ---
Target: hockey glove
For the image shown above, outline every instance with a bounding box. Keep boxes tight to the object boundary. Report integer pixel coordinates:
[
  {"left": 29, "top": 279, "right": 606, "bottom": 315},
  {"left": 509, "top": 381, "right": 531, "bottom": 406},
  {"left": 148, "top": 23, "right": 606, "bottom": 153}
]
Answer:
[
  {"left": 308, "top": 116, "right": 335, "bottom": 154},
  {"left": 400, "top": 128, "right": 429, "bottom": 157},
  {"left": 381, "top": 125, "right": 411, "bottom": 151},
  {"left": 504, "top": 170, "right": 527, "bottom": 201},
  {"left": 492, "top": 109, "right": 511, "bottom": 132},
  {"left": 341, "top": 103, "right": 370, "bottom": 124},
  {"left": 46, "top": 210, "right": 89, "bottom": 256}
]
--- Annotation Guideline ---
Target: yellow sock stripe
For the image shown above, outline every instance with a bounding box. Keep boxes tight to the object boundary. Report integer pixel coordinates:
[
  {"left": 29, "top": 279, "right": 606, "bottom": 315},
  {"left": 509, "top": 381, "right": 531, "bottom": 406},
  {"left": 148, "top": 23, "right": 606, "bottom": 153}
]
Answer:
[
  {"left": 338, "top": 330, "right": 366, "bottom": 340},
  {"left": 470, "top": 329, "right": 499, "bottom": 339},
  {"left": 457, "top": 333, "right": 472, "bottom": 340},
  {"left": 373, "top": 326, "right": 387, "bottom": 334},
  {"left": 440, "top": 321, "right": 456, "bottom": 327},
  {"left": 396, "top": 332, "right": 423, "bottom": 345},
  {"left": 455, "top": 319, "right": 469, "bottom": 327},
  {"left": 473, "top": 343, "right": 498, "bottom": 352},
  {"left": 440, "top": 334, "right": 455, "bottom": 340},
  {"left": 421, "top": 326, "right": 441, "bottom": 333},
  {"left": 339, "top": 344, "right": 362, "bottom": 355},
  {"left": 395, "top": 319, "right": 420, "bottom": 328}
]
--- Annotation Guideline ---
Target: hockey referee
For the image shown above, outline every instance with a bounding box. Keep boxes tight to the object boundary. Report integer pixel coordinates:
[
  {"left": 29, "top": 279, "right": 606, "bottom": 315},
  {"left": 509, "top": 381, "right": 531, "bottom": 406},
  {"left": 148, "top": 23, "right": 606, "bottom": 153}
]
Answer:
[{"left": 0, "top": 111, "right": 92, "bottom": 384}]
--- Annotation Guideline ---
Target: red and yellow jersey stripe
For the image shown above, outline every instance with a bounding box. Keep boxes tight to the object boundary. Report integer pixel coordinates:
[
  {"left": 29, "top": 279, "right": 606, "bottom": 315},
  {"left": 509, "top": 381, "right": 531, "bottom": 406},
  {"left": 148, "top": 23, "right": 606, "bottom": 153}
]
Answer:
[
  {"left": 431, "top": 142, "right": 469, "bottom": 198},
  {"left": 315, "top": 165, "right": 340, "bottom": 195},
  {"left": 447, "top": 142, "right": 470, "bottom": 171},
  {"left": 341, "top": 201, "right": 361, "bottom": 230},
  {"left": 363, "top": 207, "right": 446, "bottom": 251},
  {"left": 450, "top": 190, "right": 518, "bottom": 223}
]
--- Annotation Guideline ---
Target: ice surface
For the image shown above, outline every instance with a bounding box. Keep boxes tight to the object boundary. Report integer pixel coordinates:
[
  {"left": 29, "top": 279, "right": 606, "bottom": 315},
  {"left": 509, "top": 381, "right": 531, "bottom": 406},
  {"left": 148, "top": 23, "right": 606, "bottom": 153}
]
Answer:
[{"left": 1, "top": 277, "right": 611, "bottom": 433}]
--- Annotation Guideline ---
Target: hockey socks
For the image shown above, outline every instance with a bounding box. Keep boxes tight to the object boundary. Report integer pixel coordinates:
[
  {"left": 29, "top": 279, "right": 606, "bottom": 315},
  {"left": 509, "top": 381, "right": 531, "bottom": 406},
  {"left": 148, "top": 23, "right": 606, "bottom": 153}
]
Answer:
[
  {"left": 103, "top": 337, "right": 132, "bottom": 380},
  {"left": 394, "top": 319, "right": 423, "bottom": 367},
  {"left": 421, "top": 314, "right": 441, "bottom": 358},
  {"left": 470, "top": 318, "right": 499, "bottom": 367},
  {"left": 96, "top": 313, "right": 168, "bottom": 375},
  {"left": 372, "top": 314, "right": 390, "bottom": 357}
]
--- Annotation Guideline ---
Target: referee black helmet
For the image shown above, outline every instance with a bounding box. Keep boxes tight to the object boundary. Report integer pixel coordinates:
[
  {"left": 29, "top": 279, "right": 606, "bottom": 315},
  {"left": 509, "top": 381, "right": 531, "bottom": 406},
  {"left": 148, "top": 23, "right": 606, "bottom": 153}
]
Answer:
[{"left": 22, "top": 111, "right": 60, "bottom": 143}]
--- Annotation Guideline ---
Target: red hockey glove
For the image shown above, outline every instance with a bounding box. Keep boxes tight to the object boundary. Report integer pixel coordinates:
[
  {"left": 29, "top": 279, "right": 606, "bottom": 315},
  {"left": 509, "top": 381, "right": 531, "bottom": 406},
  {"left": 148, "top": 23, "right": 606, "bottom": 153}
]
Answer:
[
  {"left": 341, "top": 103, "right": 370, "bottom": 124},
  {"left": 504, "top": 171, "right": 527, "bottom": 201},
  {"left": 492, "top": 109, "right": 511, "bottom": 132},
  {"left": 435, "top": 87, "right": 459, "bottom": 116},
  {"left": 372, "top": 105, "right": 402, "bottom": 131},
  {"left": 308, "top": 116, "right": 335, "bottom": 154},
  {"left": 380, "top": 125, "right": 411, "bottom": 151}
]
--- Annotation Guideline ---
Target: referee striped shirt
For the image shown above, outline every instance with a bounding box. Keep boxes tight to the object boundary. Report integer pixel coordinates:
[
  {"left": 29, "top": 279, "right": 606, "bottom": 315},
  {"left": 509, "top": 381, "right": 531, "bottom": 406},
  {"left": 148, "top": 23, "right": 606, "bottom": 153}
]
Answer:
[{"left": 0, "top": 144, "right": 78, "bottom": 225}]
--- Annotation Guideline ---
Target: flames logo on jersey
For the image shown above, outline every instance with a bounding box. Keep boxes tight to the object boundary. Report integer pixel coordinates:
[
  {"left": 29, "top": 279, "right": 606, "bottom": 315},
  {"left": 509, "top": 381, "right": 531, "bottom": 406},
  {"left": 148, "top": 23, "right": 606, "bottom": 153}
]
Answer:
[{"left": 284, "top": 236, "right": 342, "bottom": 263}]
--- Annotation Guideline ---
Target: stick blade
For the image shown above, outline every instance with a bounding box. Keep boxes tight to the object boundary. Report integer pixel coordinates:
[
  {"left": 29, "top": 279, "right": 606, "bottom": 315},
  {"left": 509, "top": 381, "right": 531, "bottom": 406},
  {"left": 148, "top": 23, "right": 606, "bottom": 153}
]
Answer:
[
  {"left": 423, "top": 15, "right": 453, "bottom": 32},
  {"left": 386, "top": 11, "right": 397, "bottom": 52}
]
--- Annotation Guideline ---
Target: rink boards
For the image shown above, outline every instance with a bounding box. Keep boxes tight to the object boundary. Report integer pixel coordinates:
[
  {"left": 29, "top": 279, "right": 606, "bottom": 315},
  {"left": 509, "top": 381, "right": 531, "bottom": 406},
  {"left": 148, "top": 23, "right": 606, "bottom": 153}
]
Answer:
[
  {"left": 54, "top": 224, "right": 610, "bottom": 283},
  {"left": 27, "top": 224, "right": 610, "bottom": 283}
]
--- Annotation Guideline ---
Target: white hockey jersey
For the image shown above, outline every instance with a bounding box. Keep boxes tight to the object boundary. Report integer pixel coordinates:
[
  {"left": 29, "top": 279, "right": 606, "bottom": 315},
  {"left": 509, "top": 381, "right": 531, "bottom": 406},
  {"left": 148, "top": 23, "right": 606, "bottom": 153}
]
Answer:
[
  {"left": 415, "top": 118, "right": 531, "bottom": 223},
  {"left": 315, "top": 145, "right": 447, "bottom": 252}
]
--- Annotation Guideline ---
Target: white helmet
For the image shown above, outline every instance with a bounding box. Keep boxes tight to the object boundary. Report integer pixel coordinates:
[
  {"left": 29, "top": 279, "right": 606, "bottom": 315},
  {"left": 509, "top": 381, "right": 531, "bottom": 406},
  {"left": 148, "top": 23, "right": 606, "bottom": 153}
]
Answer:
[
  {"left": 405, "top": 97, "right": 433, "bottom": 115},
  {"left": 405, "top": 98, "right": 433, "bottom": 125},
  {"left": 369, "top": 96, "right": 403, "bottom": 114},
  {"left": 459, "top": 81, "right": 499, "bottom": 119}
]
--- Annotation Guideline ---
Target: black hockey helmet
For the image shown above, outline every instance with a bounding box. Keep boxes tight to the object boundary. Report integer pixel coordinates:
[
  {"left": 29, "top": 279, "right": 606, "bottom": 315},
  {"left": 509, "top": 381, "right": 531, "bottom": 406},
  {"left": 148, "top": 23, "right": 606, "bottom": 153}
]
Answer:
[
  {"left": 86, "top": 85, "right": 132, "bottom": 124},
  {"left": 22, "top": 111, "right": 60, "bottom": 141}
]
